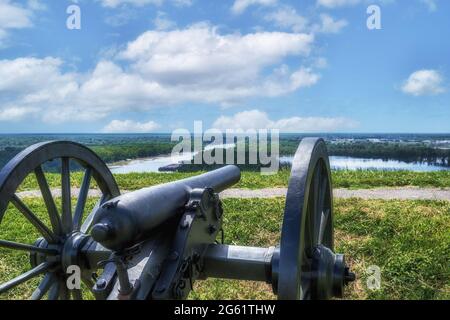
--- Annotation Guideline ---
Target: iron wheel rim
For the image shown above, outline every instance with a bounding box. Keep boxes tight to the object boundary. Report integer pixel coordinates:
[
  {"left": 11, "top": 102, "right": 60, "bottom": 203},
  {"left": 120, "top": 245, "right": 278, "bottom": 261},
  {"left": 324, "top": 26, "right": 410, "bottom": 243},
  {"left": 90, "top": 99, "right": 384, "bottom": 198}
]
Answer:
[{"left": 277, "top": 138, "right": 334, "bottom": 300}]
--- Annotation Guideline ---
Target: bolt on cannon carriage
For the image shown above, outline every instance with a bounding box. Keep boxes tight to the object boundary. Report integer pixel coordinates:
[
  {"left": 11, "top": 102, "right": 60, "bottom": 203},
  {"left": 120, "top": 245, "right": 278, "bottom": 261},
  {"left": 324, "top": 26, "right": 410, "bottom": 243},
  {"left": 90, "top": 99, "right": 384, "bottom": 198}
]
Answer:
[{"left": 0, "top": 138, "right": 354, "bottom": 300}]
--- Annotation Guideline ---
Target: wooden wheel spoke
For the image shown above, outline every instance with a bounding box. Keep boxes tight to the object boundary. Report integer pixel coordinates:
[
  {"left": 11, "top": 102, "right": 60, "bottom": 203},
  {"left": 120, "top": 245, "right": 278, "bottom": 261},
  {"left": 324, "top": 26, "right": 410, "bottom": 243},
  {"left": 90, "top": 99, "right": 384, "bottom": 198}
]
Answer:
[
  {"left": 58, "top": 279, "right": 70, "bottom": 300},
  {"left": 10, "top": 195, "right": 57, "bottom": 243},
  {"left": 0, "top": 262, "right": 52, "bottom": 294},
  {"left": 305, "top": 204, "right": 314, "bottom": 252},
  {"left": 47, "top": 281, "right": 60, "bottom": 300},
  {"left": 30, "top": 272, "right": 57, "bottom": 300},
  {"left": 317, "top": 172, "right": 329, "bottom": 245},
  {"left": 34, "top": 166, "right": 62, "bottom": 236},
  {"left": 71, "top": 289, "right": 83, "bottom": 300},
  {"left": 319, "top": 209, "right": 330, "bottom": 245},
  {"left": 0, "top": 239, "right": 58, "bottom": 255},
  {"left": 80, "top": 195, "right": 108, "bottom": 233},
  {"left": 61, "top": 157, "right": 73, "bottom": 234},
  {"left": 312, "top": 164, "right": 322, "bottom": 245},
  {"left": 73, "top": 167, "right": 92, "bottom": 231}
]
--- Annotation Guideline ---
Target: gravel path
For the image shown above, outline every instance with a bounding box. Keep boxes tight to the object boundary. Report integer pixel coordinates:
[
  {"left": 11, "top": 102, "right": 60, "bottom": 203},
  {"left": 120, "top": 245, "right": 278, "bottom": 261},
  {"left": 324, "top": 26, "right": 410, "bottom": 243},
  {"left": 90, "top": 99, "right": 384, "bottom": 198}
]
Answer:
[
  {"left": 222, "top": 187, "right": 450, "bottom": 201},
  {"left": 16, "top": 187, "right": 450, "bottom": 201}
]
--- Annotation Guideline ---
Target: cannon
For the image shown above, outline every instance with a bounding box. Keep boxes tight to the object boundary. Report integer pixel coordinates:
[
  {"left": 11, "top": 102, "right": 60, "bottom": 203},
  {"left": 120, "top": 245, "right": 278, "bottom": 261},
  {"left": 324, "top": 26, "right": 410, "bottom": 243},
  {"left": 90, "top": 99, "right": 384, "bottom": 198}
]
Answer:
[{"left": 0, "top": 138, "right": 354, "bottom": 300}]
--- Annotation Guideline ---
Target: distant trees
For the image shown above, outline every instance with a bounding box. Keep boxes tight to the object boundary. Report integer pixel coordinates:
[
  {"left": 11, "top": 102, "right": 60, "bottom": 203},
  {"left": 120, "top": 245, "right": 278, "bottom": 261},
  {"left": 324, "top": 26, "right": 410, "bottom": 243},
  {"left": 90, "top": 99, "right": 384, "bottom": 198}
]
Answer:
[{"left": 0, "top": 135, "right": 448, "bottom": 171}]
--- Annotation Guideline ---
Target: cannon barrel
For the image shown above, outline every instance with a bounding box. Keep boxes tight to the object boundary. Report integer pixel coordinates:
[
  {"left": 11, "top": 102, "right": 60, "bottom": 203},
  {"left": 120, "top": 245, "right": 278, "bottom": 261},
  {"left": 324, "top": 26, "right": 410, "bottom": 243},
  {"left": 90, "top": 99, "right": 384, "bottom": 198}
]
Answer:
[{"left": 91, "top": 165, "right": 241, "bottom": 251}]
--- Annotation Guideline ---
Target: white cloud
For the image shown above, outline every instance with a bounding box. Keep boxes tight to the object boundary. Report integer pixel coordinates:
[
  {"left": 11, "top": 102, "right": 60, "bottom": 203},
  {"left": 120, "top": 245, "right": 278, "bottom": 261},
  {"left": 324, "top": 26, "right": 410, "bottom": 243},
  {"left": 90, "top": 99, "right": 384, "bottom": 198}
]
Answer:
[
  {"left": 171, "top": 0, "right": 193, "bottom": 7},
  {"left": 98, "top": 0, "right": 193, "bottom": 8},
  {"left": 104, "top": 7, "right": 138, "bottom": 27},
  {"left": 0, "top": 1, "right": 33, "bottom": 29},
  {"left": 263, "top": 6, "right": 346, "bottom": 35},
  {"left": 313, "top": 14, "right": 348, "bottom": 34},
  {"left": 102, "top": 119, "right": 160, "bottom": 133},
  {"left": 0, "top": 0, "right": 37, "bottom": 45},
  {"left": 264, "top": 6, "right": 308, "bottom": 33},
  {"left": 317, "top": 0, "right": 425, "bottom": 9},
  {"left": 120, "top": 24, "right": 313, "bottom": 75},
  {"left": 0, "top": 57, "right": 75, "bottom": 94},
  {"left": 317, "top": 0, "right": 360, "bottom": 8},
  {"left": 231, "top": 0, "right": 277, "bottom": 15},
  {"left": 0, "top": 107, "right": 39, "bottom": 121},
  {"left": 118, "top": 24, "right": 316, "bottom": 101},
  {"left": 153, "top": 11, "right": 176, "bottom": 30},
  {"left": 98, "top": 0, "right": 163, "bottom": 8},
  {"left": 0, "top": 25, "right": 320, "bottom": 123},
  {"left": 401, "top": 69, "right": 446, "bottom": 96},
  {"left": 212, "top": 110, "right": 358, "bottom": 132}
]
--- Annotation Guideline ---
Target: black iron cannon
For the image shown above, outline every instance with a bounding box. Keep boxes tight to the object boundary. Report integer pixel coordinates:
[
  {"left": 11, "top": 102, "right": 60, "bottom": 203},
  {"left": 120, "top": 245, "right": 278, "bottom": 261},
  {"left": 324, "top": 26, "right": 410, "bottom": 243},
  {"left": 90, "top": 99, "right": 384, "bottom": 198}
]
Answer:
[{"left": 0, "top": 138, "right": 354, "bottom": 300}]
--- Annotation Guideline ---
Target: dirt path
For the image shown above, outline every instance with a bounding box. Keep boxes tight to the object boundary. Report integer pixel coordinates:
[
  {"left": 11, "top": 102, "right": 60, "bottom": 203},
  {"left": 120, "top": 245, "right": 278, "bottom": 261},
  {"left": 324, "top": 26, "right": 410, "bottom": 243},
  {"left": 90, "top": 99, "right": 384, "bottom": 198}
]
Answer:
[{"left": 16, "top": 187, "right": 450, "bottom": 201}]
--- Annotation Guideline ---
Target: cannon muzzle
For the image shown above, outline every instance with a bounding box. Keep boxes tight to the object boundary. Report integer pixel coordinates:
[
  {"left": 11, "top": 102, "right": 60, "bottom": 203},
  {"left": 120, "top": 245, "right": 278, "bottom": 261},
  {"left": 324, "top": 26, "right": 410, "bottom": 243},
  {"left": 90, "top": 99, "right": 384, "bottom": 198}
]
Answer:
[{"left": 91, "top": 165, "right": 241, "bottom": 251}]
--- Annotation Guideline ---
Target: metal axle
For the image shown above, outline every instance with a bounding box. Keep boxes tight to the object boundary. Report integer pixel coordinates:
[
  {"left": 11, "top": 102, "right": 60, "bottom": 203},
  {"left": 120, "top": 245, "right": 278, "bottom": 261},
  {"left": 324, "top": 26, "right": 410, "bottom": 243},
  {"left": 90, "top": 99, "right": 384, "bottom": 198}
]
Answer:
[{"left": 202, "top": 245, "right": 277, "bottom": 283}]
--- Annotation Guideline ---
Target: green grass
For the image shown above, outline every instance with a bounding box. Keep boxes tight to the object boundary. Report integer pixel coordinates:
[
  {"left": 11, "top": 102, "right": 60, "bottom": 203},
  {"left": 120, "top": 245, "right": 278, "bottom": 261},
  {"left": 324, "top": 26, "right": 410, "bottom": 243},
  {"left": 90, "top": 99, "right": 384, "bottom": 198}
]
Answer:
[
  {"left": 1, "top": 197, "right": 448, "bottom": 300},
  {"left": 17, "top": 169, "right": 450, "bottom": 192},
  {"left": 190, "top": 198, "right": 450, "bottom": 300},
  {"left": 0, "top": 197, "right": 98, "bottom": 300}
]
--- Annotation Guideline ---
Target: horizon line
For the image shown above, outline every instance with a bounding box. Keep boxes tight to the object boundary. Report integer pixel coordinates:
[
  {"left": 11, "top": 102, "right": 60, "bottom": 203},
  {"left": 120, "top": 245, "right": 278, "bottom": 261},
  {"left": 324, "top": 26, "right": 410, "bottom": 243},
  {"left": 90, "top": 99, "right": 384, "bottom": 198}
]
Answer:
[{"left": 0, "top": 132, "right": 449, "bottom": 135}]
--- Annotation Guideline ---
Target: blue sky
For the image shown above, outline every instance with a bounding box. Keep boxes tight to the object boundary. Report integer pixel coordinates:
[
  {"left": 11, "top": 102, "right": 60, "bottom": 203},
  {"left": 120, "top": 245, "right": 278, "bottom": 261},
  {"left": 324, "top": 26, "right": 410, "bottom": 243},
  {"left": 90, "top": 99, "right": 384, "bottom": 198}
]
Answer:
[{"left": 0, "top": 0, "right": 448, "bottom": 133}]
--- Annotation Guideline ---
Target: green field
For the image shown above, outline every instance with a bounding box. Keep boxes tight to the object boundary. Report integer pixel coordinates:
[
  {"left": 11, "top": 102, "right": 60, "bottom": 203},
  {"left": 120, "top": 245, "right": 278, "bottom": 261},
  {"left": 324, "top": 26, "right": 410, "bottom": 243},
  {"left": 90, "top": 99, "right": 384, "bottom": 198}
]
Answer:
[
  {"left": 16, "top": 169, "right": 450, "bottom": 192},
  {"left": 1, "top": 196, "right": 449, "bottom": 300}
]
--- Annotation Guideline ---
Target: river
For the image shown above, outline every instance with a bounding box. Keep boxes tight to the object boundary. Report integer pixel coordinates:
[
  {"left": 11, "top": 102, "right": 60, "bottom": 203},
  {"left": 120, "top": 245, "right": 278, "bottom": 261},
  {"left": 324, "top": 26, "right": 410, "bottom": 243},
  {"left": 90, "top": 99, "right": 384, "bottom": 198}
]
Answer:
[{"left": 109, "top": 154, "right": 448, "bottom": 174}]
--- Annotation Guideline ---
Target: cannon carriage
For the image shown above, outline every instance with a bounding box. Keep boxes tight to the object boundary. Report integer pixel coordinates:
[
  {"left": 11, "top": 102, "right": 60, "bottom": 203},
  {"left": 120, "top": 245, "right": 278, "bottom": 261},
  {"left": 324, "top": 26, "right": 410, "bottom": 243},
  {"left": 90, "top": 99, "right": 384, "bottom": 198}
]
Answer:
[{"left": 0, "top": 138, "right": 354, "bottom": 300}]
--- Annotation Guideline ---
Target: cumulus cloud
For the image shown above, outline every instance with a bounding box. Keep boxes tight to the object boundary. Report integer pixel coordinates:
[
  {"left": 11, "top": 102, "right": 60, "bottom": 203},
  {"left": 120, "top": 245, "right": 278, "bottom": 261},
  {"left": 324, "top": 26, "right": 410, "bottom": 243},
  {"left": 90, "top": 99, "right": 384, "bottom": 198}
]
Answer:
[
  {"left": 120, "top": 24, "right": 313, "bottom": 75},
  {"left": 401, "top": 69, "right": 446, "bottom": 96},
  {"left": 264, "top": 6, "right": 308, "bottom": 33},
  {"left": 231, "top": 0, "right": 277, "bottom": 15},
  {"left": 264, "top": 6, "right": 346, "bottom": 35},
  {"left": 317, "top": 0, "right": 360, "bottom": 8},
  {"left": 0, "top": 57, "right": 83, "bottom": 122},
  {"left": 102, "top": 119, "right": 160, "bottom": 133},
  {"left": 117, "top": 24, "right": 317, "bottom": 101},
  {"left": 313, "top": 14, "right": 348, "bottom": 34},
  {"left": 98, "top": 0, "right": 193, "bottom": 8},
  {"left": 0, "top": 25, "right": 320, "bottom": 123},
  {"left": 317, "top": 0, "right": 429, "bottom": 9},
  {"left": 0, "top": 107, "right": 39, "bottom": 121},
  {"left": 212, "top": 110, "right": 358, "bottom": 132},
  {"left": 0, "top": 0, "right": 38, "bottom": 45},
  {"left": 98, "top": 0, "right": 163, "bottom": 8}
]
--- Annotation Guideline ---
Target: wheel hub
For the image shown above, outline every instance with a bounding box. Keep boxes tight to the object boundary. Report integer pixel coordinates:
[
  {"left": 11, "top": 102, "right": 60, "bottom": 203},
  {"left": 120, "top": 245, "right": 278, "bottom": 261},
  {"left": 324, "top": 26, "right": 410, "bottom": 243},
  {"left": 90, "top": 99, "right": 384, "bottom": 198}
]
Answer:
[
  {"left": 310, "top": 245, "right": 355, "bottom": 299},
  {"left": 29, "top": 232, "right": 91, "bottom": 274},
  {"left": 61, "top": 232, "right": 90, "bottom": 272},
  {"left": 29, "top": 238, "right": 60, "bottom": 268}
]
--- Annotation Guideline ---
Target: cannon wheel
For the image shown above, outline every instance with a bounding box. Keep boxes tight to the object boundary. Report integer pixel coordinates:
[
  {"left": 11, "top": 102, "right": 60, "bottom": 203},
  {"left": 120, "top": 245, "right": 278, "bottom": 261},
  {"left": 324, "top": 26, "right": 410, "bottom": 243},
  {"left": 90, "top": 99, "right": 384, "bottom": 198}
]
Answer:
[
  {"left": 278, "top": 138, "right": 333, "bottom": 300},
  {"left": 0, "top": 141, "right": 120, "bottom": 300}
]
